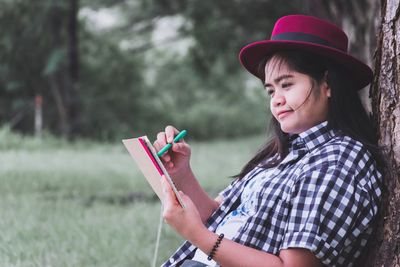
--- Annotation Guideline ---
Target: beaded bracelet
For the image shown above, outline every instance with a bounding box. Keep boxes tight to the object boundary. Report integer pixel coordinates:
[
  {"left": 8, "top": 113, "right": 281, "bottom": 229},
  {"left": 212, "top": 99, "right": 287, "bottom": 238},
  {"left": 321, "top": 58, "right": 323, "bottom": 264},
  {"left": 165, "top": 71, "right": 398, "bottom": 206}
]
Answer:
[{"left": 207, "top": 233, "right": 224, "bottom": 261}]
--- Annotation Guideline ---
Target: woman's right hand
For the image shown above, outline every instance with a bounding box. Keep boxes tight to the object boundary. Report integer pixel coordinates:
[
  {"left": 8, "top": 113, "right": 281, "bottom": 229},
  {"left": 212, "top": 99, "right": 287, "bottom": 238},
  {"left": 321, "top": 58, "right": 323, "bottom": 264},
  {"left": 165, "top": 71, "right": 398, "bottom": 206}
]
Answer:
[{"left": 153, "top": 125, "right": 191, "bottom": 179}]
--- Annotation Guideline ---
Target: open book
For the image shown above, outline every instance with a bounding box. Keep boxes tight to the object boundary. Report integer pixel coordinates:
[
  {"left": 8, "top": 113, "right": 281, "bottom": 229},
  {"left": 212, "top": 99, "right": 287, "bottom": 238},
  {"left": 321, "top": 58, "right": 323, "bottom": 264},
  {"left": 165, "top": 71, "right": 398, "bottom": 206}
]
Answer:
[{"left": 122, "top": 136, "right": 185, "bottom": 208}]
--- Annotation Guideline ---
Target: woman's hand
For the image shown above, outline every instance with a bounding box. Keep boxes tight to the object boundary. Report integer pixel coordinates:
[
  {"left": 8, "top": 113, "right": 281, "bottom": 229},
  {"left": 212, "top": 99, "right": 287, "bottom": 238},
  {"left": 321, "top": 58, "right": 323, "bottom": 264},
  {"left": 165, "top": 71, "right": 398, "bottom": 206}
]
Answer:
[
  {"left": 155, "top": 126, "right": 220, "bottom": 223},
  {"left": 153, "top": 126, "right": 191, "bottom": 179},
  {"left": 161, "top": 175, "right": 206, "bottom": 243}
]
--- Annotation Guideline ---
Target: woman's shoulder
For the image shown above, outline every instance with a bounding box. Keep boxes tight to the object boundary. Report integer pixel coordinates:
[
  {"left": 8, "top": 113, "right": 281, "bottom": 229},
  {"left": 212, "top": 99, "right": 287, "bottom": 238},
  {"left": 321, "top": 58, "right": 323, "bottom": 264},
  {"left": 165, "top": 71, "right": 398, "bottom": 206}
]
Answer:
[
  {"left": 325, "top": 133, "right": 367, "bottom": 153},
  {"left": 319, "top": 130, "right": 369, "bottom": 153},
  {"left": 298, "top": 132, "right": 382, "bottom": 205},
  {"left": 306, "top": 132, "right": 376, "bottom": 173}
]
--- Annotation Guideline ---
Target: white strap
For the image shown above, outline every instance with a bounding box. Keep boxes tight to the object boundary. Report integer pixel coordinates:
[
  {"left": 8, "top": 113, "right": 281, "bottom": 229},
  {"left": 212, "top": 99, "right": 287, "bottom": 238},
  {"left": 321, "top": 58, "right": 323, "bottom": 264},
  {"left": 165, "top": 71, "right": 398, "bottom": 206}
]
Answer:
[{"left": 152, "top": 204, "right": 163, "bottom": 267}]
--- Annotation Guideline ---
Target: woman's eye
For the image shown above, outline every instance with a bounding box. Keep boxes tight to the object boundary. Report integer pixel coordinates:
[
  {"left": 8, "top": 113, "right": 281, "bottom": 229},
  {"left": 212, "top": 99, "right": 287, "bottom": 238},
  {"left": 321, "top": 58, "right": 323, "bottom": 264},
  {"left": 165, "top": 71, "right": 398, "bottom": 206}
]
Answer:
[
  {"left": 281, "top": 83, "right": 292, "bottom": 89},
  {"left": 266, "top": 89, "right": 274, "bottom": 96}
]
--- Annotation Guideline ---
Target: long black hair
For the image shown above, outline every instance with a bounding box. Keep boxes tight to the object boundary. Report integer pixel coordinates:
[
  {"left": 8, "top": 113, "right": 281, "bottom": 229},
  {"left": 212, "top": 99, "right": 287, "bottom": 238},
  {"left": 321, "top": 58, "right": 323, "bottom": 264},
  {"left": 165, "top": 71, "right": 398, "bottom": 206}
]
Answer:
[{"left": 234, "top": 50, "right": 384, "bottom": 179}]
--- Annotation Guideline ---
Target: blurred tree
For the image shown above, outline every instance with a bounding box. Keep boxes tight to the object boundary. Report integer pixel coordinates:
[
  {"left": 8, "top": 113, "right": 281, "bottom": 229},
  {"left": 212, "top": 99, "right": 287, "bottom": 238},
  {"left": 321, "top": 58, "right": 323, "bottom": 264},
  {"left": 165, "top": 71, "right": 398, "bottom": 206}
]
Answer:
[
  {"left": 0, "top": 1, "right": 51, "bottom": 132},
  {"left": 0, "top": 0, "right": 147, "bottom": 139},
  {"left": 150, "top": 0, "right": 302, "bottom": 84},
  {"left": 0, "top": 0, "right": 81, "bottom": 138},
  {"left": 75, "top": 0, "right": 302, "bottom": 139},
  {"left": 0, "top": 0, "right": 310, "bottom": 140},
  {"left": 78, "top": 30, "right": 146, "bottom": 139},
  {"left": 46, "top": 0, "right": 80, "bottom": 138},
  {"left": 132, "top": 0, "right": 302, "bottom": 139}
]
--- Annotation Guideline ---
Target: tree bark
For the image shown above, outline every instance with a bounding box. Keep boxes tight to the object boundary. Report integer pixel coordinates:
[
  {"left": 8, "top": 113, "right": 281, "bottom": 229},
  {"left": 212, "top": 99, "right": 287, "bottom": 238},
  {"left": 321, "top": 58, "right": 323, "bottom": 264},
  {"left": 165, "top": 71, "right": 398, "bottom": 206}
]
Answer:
[{"left": 368, "top": 0, "right": 400, "bottom": 266}]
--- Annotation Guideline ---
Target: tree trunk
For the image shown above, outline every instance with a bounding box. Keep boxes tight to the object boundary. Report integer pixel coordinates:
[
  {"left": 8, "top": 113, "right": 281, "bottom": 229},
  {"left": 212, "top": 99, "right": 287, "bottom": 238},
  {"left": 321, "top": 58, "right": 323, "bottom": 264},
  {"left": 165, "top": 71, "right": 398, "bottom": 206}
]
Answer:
[
  {"left": 48, "top": 0, "right": 80, "bottom": 139},
  {"left": 67, "top": 0, "right": 81, "bottom": 138},
  {"left": 49, "top": 0, "right": 70, "bottom": 138},
  {"left": 368, "top": 0, "right": 400, "bottom": 266},
  {"left": 68, "top": 0, "right": 79, "bottom": 83}
]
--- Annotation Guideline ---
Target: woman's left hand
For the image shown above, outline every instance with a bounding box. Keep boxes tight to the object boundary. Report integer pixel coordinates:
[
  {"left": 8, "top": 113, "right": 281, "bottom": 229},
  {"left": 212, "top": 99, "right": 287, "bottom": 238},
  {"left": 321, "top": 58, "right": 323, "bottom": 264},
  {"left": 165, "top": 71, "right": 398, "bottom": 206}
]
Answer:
[{"left": 161, "top": 175, "right": 207, "bottom": 243}]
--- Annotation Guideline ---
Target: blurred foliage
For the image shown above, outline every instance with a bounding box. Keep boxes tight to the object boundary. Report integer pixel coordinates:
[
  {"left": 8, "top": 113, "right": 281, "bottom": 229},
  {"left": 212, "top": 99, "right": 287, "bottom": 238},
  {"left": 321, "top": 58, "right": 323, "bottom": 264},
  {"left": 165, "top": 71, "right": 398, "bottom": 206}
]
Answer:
[
  {"left": 0, "top": 124, "right": 114, "bottom": 150},
  {"left": 0, "top": 0, "right": 302, "bottom": 140},
  {"left": 0, "top": 124, "right": 66, "bottom": 150},
  {"left": 78, "top": 30, "right": 145, "bottom": 139}
]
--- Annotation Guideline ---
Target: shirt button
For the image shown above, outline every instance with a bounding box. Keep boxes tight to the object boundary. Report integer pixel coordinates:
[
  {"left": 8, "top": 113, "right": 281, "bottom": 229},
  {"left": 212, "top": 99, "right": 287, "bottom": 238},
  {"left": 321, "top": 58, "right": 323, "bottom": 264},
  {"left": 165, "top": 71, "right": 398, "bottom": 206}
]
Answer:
[
  {"left": 220, "top": 205, "right": 225, "bottom": 211},
  {"left": 169, "top": 258, "right": 174, "bottom": 263}
]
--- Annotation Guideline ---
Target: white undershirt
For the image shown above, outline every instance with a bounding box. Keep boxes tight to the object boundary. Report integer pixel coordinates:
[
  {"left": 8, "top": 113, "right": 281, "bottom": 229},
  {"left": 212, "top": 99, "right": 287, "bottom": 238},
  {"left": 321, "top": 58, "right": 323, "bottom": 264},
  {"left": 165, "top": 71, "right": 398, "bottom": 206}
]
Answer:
[{"left": 191, "top": 174, "right": 266, "bottom": 266}]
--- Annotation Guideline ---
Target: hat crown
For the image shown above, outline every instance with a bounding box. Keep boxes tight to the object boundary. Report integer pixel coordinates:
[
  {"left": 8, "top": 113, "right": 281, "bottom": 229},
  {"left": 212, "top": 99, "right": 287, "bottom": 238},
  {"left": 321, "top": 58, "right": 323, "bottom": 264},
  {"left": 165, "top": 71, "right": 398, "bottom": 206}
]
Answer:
[
  {"left": 271, "top": 15, "right": 348, "bottom": 52},
  {"left": 238, "top": 14, "right": 373, "bottom": 89}
]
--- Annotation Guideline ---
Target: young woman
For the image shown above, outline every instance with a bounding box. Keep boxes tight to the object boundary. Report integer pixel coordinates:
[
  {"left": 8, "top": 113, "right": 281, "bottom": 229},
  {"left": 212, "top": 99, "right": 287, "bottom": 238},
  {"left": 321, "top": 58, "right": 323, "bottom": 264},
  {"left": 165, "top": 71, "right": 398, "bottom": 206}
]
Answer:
[{"left": 153, "top": 15, "right": 383, "bottom": 267}]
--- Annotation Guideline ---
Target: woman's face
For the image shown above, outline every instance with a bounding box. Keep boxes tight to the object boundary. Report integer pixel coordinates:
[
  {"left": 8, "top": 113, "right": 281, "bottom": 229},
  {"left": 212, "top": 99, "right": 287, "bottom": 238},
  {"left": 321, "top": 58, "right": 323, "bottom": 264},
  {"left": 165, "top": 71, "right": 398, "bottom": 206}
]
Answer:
[{"left": 264, "top": 56, "right": 331, "bottom": 134}]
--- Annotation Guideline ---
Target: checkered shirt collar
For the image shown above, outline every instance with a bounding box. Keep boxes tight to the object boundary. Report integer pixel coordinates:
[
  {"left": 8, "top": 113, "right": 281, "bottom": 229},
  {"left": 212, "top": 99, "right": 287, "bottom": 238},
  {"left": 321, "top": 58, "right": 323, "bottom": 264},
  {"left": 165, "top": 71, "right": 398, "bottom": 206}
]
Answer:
[{"left": 290, "top": 121, "right": 334, "bottom": 152}]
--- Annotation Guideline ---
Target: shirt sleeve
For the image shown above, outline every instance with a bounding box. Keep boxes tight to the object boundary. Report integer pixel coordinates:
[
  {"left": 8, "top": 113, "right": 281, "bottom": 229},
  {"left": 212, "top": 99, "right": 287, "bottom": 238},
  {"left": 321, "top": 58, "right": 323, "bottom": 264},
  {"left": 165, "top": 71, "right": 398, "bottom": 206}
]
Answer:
[{"left": 280, "top": 162, "right": 379, "bottom": 266}]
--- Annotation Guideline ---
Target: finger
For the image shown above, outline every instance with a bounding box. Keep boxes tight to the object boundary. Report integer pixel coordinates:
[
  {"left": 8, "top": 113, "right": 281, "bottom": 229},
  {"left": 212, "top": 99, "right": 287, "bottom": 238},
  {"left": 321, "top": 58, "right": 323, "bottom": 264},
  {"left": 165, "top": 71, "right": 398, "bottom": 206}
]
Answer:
[
  {"left": 155, "top": 133, "right": 171, "bottom": 162},
  {"left": 156, "top": 132, "right": 168, "bottom": 146},
  {"left": 165, "top": 125, "right": 180, "bottom": 143},
  {"left": 153, "top": 140, "right": 162, "bottom": 151},
  {"left": 161, "top": 175, "right": 178, "bottom": 205},
  {"left": 179, "top": 138, "right": 188, "bottom": 144},
  {"left": 163, "top": 160, "right": 174, "bottom": 170},
  {"left": 171, "top": 142, "right": 191, "bottom": 156},
  {"left": 161, "top": 175, "right": 172, "bottom": 207},
  {"left": 178, "top": 191, "right": 195, "bottom": 210},
  {"left": 161, "top": 150, "right": 172, "bottom": 163},
  {"left": 153, "top": 141, "right": 171, "bottom": 163}
]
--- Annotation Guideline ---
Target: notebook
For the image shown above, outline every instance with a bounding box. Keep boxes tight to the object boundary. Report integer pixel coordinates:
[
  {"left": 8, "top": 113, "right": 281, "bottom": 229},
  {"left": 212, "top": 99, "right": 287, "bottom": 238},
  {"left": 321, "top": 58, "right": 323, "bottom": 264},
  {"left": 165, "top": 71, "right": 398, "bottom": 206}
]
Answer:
[{"left": 122, "top": 136, "right": 185, "bottom": 208}]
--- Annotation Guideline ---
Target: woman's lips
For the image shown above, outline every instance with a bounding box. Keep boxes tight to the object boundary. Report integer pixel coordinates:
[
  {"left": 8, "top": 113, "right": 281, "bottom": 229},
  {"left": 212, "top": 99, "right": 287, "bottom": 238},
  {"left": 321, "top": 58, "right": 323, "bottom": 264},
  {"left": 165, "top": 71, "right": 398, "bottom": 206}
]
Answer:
[{"left": 277, "top": 110, "right": 292, "bottom": 119}]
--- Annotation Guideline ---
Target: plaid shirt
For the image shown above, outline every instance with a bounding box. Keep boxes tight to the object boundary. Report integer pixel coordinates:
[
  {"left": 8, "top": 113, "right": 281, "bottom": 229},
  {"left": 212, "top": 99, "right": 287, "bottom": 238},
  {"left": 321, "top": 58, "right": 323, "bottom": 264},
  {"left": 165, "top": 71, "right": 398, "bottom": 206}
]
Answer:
[{"left": 162, "top": 122, "right": 382, "bottom": 267}]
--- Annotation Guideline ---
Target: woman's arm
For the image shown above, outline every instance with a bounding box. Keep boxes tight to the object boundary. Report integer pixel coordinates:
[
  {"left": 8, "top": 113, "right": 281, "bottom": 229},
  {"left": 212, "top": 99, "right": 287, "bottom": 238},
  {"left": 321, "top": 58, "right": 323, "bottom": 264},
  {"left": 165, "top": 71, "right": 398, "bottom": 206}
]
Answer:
[
  {"left": 190, "top": 229, "right": 322, "bottom": 267},
  {"left": 171, "top": 166, "right": 221, "bottom": 222},
  {"left": 154, "top": 126, "right": 220, "bottom": 222},
  {"left": 161, "top": 176, "right": 322, "bottom": 267}
]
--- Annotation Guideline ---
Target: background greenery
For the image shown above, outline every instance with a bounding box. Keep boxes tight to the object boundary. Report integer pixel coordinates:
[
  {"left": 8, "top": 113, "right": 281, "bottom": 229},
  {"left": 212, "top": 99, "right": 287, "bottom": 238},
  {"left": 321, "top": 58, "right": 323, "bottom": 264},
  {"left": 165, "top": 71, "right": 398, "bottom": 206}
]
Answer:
[{"left": 0, "top": 0, "right": 303, "bottom": 140}]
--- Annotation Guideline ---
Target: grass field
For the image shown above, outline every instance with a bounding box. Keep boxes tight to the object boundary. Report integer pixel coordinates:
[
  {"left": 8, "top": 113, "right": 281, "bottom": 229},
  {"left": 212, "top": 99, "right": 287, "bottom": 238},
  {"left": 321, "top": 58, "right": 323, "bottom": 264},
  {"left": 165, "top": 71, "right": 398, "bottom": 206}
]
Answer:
[{"left": 0, "top": 128, "right": 264, "bottom": 267}]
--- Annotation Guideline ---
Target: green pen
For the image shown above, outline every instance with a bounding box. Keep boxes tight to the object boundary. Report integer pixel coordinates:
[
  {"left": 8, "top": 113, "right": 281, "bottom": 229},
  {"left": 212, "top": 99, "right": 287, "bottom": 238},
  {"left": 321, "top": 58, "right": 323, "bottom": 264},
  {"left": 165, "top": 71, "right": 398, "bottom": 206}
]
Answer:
[{"left": 157, "top": 130, "right": 187, "bottom": 157}]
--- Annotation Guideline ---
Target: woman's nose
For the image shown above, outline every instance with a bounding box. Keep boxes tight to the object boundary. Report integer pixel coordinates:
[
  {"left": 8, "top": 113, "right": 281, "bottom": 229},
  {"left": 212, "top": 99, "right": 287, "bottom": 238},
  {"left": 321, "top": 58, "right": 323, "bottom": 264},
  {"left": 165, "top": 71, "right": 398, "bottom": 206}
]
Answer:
[{"left": 272, "top": 92, "right": 285, "bottom": 107}]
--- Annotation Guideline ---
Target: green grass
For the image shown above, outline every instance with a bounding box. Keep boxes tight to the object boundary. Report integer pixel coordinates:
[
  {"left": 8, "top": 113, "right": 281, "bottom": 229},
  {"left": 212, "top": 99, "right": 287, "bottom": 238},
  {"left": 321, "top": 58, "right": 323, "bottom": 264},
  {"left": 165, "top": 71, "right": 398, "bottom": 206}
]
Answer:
[{"left": 0, "top": 130, "right": 265, "bottom": 267}]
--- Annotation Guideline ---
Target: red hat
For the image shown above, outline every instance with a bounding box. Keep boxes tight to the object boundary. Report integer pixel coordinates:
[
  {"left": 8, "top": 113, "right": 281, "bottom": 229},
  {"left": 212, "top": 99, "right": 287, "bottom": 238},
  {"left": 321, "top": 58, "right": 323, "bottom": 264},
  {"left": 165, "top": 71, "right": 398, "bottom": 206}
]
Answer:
[{"left": 239, "top": 15, "right": 373, "bottom": 90}]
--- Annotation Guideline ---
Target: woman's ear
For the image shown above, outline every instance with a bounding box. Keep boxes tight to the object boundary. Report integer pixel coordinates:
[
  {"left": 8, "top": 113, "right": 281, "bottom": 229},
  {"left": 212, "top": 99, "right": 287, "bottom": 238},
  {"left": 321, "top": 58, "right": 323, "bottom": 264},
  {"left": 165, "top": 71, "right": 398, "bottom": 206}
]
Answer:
[
  {"left": 323, "top": 71, "right": 331, "bottom": 98},
  {"left": 326, "top": 83, "right": 331, "bottom": 98}
]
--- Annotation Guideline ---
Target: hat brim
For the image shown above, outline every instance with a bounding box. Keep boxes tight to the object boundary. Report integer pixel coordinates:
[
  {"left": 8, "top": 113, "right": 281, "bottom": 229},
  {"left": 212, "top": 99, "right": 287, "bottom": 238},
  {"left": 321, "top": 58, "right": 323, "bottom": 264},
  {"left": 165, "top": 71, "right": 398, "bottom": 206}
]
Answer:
[{"left": 239, "top": 40, "right": 373, "bottom": 90}]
